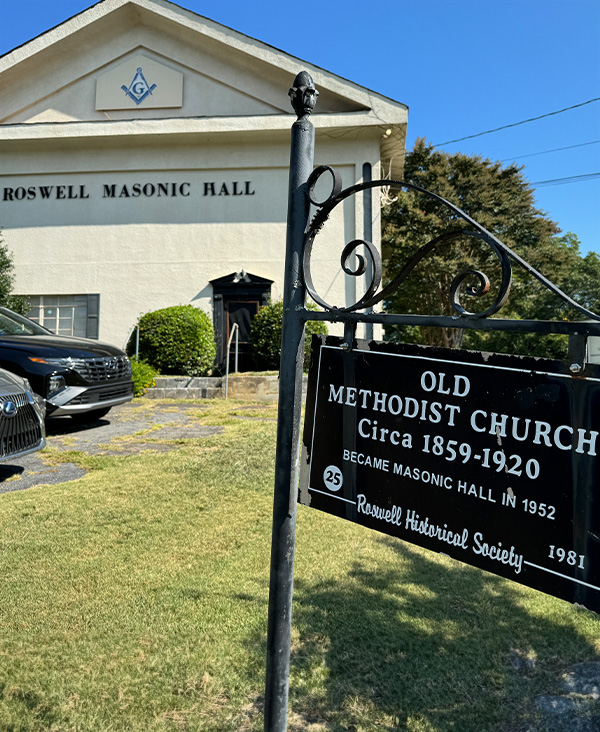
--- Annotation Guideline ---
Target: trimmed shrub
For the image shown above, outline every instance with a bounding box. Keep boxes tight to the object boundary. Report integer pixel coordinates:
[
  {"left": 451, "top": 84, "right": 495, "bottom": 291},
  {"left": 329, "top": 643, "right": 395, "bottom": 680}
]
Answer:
[
  {"left": 130, "top": 358, "right": 159, "bottom": 397},
  {"left": 128, "top": 305, "right": 216, "bottom": 376},
  {"left": 250, "top": 300, "right": 328, "bottom": 371}
]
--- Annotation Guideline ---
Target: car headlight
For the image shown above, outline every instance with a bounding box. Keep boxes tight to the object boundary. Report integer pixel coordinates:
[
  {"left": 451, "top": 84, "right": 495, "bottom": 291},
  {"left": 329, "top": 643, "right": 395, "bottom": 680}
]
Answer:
[
  {"left": 29, "top": 357, "right": 73, "bottom": 368},
  {"left": 47, "top": 374, "right": 66, "bottom": 397}
]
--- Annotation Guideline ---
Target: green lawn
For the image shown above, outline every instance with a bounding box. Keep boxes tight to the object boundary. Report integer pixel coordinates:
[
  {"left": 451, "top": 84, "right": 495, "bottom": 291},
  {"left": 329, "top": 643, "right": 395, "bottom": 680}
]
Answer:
[{"left": 0, "top": 399, "right": 598, "bottom": 731}]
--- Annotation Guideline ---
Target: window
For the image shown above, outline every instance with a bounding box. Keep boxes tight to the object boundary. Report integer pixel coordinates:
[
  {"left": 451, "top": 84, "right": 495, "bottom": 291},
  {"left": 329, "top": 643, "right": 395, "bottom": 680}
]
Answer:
[{"left": 27, "top": 295, "right": 99, "bottom": 338}]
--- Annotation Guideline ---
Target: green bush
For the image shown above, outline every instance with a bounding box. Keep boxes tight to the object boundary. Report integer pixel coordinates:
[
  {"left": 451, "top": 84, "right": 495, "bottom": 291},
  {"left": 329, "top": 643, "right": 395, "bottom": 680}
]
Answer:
[
  {"left": 128, "top": 305, "right": 216, "bottom": 376},
  {"left": 250, "top": 300, "right": 328, "bottom": 371},
  {"left": 130, "top": 358, "right": 159, "bottom": 397},
  {"left": 4, "top": 295, "right": 30, "bottom": 317}
]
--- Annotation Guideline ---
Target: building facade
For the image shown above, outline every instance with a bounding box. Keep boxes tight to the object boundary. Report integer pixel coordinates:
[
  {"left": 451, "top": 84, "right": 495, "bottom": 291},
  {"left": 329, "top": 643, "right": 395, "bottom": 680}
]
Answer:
[{"left": 0, "top": 0, "right": 408, "bottom": 364}]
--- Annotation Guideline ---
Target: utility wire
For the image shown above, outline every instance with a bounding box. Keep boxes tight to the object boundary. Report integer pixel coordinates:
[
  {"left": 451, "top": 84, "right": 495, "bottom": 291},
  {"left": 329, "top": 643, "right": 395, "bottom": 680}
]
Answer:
[
  {"left": 501, "top": 140, "right": 600, "bottom": 162},
  {"left": 532, "top": 172, "right": 600, "bottom": 187},
  {"left": 433, "top": 98, "right": 600, "bottom": 147}
]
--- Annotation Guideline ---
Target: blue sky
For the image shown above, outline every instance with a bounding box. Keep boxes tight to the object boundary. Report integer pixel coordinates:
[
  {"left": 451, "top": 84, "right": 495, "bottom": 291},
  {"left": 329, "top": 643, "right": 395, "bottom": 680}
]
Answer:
[{"left": 1, "top": 0, "right": 598, "bottom": 254}]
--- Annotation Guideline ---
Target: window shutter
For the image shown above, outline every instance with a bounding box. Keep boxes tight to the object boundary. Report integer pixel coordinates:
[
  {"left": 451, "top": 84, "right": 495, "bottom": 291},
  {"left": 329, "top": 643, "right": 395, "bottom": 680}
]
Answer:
[{"left": 86, "top": 295, "right": 100, "bottom": 339}]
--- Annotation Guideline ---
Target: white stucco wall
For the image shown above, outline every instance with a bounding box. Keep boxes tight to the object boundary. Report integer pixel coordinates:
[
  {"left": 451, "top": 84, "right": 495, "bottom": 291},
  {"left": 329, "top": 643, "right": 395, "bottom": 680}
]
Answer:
[{"left": 1, "top": 129, "right": 383, "bottom": 346}]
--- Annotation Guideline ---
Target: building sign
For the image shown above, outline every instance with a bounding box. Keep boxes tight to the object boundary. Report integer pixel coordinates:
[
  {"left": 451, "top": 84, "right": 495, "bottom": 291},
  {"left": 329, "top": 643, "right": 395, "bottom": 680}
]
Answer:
[
  {"left": 1, "top": 180, "right": 255, "bottom": 202},
  {"left": 300, "top": 336, "right": 600, "bottom": 613}
]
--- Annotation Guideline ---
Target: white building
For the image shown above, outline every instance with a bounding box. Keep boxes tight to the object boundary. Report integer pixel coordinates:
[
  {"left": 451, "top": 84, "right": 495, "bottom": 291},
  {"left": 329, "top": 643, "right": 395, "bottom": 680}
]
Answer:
[{"left": 0, "top": 0, "right": 407, "bottom": 368}]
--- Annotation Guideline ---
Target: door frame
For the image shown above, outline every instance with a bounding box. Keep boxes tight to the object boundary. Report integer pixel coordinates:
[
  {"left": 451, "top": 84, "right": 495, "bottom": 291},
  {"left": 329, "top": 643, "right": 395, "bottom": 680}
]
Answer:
[{"left": 210, "top": 271, "right": 273, "bottom": 371}]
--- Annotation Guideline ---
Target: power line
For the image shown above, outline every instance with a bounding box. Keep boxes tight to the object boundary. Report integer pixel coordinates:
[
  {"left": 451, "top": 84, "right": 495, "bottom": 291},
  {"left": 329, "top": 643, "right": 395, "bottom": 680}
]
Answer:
[
  {"left": 532, "top": 172, "right": 600, "bottom": 187},
  {"left": 501, "top": 140, "right": 600, "bottom": 162},
  {"left": 433, "top": 98, "right": 600, "bottom": 147}
]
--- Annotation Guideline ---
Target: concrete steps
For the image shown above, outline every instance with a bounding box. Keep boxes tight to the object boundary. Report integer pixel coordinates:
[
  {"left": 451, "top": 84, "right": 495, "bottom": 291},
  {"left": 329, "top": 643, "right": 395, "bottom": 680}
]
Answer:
[
  {"left": 145, "top": 376, "right": 222, "bottom": 399},
  {"left": 145, "top": 374, "right": 306, "bottom": 401}
]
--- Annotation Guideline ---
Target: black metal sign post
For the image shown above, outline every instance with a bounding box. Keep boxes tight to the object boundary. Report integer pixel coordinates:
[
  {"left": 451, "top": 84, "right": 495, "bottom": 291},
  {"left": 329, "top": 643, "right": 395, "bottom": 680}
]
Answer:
[
  {"left": 264, "top": 72, "right": 600, "bottom": 731},
  {"left": 264, "top": 72, "right": 316, "bottom": 732}
]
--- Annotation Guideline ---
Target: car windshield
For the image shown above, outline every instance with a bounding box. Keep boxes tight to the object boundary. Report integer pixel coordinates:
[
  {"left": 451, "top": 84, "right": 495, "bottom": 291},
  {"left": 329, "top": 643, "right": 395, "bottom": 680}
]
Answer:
[{"left": 0, "top": 309, "right": 52, "bottom": 336}]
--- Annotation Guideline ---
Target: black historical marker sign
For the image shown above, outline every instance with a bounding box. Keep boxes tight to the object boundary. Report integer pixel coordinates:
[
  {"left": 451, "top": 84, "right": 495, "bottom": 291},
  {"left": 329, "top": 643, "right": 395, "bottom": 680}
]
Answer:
[{"left": 300, "top": 336, "right": 600, "bottom": 613}]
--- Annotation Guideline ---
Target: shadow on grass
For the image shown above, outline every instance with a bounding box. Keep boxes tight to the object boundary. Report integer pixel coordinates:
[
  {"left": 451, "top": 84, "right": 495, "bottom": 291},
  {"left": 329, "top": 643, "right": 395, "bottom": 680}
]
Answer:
[{"left": 288, "top": 536, "right": 599, "bottom": 732}]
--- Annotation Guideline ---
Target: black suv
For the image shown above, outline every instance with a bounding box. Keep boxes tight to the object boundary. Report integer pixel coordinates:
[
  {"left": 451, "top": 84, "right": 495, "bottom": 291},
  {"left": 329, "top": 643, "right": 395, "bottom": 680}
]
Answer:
[{"left": 0, "top": 307, "right": 133, "bottom": 421}]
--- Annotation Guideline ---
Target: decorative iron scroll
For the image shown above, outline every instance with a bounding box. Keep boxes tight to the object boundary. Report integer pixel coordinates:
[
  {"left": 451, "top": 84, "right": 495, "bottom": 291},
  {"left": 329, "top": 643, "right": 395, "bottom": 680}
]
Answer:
[{"left": 302, "top": 165, "right": 600, "bottom": 322}]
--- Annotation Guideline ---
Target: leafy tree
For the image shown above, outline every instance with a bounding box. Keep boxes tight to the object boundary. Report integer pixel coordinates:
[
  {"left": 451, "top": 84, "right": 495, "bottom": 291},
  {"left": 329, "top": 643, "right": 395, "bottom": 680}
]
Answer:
[
  {"left": 0, "top": 231, "right": 29, "bottom": 315},
  {"left": 559, "top": 233, "right": 600, "bottom": 314},
  {"left": 382, "top": 139, "right": 598, "bottom": 358}
]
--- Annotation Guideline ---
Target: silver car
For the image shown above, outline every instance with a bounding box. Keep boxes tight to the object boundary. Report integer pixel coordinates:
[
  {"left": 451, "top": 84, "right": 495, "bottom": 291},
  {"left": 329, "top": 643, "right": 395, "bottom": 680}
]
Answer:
[{"left": 0, "top": 369, "right": 46, "bottom": 461}]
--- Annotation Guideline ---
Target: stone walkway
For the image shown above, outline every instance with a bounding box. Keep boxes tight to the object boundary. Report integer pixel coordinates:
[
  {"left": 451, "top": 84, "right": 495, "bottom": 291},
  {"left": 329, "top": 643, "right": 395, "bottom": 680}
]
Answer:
[{"left": 0, "top": 401, "right": 222, "bottom": 494}]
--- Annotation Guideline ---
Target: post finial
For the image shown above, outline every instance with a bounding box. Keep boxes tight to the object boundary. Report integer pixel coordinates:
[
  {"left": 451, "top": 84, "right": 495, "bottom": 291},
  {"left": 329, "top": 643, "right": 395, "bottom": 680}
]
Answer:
[{"left": 289, "top": 71, "right": 318, "bottom": 119}]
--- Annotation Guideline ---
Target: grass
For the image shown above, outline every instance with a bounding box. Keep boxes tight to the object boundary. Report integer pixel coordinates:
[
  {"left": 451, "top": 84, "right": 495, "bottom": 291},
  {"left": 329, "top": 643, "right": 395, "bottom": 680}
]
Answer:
[{"left": 0, "top": 398, "right": 597, "bottom": 731}]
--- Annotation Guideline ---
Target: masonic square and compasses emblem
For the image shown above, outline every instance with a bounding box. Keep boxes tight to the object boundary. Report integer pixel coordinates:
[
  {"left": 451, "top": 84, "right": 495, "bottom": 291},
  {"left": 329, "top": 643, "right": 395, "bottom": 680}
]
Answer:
[{"left": 121, "top": 67, "right": 157, "bottom": 105}]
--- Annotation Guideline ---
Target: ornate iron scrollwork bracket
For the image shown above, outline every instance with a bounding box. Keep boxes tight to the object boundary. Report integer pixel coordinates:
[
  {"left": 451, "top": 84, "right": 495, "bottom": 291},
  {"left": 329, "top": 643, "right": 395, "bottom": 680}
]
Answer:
[{"left": 301, "top": 165, "right": 600, "bottom": 329}]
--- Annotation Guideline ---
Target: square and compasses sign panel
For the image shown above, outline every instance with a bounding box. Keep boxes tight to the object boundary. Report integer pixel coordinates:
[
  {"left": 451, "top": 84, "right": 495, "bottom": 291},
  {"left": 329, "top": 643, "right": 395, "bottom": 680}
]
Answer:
[{"left": 299, "top": 336, "right": 600, "bottom": 613}]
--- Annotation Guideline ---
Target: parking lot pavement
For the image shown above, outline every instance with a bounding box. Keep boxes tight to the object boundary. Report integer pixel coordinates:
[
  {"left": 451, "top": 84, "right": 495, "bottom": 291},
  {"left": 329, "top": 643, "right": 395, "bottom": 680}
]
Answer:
[{"left": 0, "top": 401, "right": 223, "bottom": 495}]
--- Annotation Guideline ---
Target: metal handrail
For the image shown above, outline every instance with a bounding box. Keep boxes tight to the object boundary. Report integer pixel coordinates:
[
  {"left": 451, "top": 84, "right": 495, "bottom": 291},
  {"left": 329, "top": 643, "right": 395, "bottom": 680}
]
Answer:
[
  {"left": 224, "top": 322, "right": 239, "bottom": 399},
  {"left": 123, "top": 324, "right": 140, "bottom": 360}
]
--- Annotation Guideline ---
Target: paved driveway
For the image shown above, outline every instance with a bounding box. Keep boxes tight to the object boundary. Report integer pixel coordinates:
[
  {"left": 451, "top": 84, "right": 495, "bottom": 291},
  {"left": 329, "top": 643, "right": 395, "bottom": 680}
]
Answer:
[{"left": 0, "top": 401, "right": 223, "bottom": 494}]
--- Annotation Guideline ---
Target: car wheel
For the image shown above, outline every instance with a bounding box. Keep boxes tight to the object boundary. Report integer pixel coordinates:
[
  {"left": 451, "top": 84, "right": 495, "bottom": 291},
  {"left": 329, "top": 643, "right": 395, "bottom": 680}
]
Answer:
[{"left": 70, "top": 407, "right": 112, "bottom": 423}]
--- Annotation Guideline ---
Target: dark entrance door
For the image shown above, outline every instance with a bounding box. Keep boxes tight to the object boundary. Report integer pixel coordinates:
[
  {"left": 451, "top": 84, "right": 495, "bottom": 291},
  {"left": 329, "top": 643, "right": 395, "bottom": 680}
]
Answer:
[
  {"left": 210, "top": 271, "right": 273, "bottom": 372},
  {"left": 227, "top": 299, "right": 259, "bottom": 371}
]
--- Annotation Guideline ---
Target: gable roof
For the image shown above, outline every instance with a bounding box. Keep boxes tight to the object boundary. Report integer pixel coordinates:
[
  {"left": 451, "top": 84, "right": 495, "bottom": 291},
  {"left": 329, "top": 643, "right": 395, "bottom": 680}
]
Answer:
[{"left": 0, "top": 0, "right": 408, "bottom": 170}]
